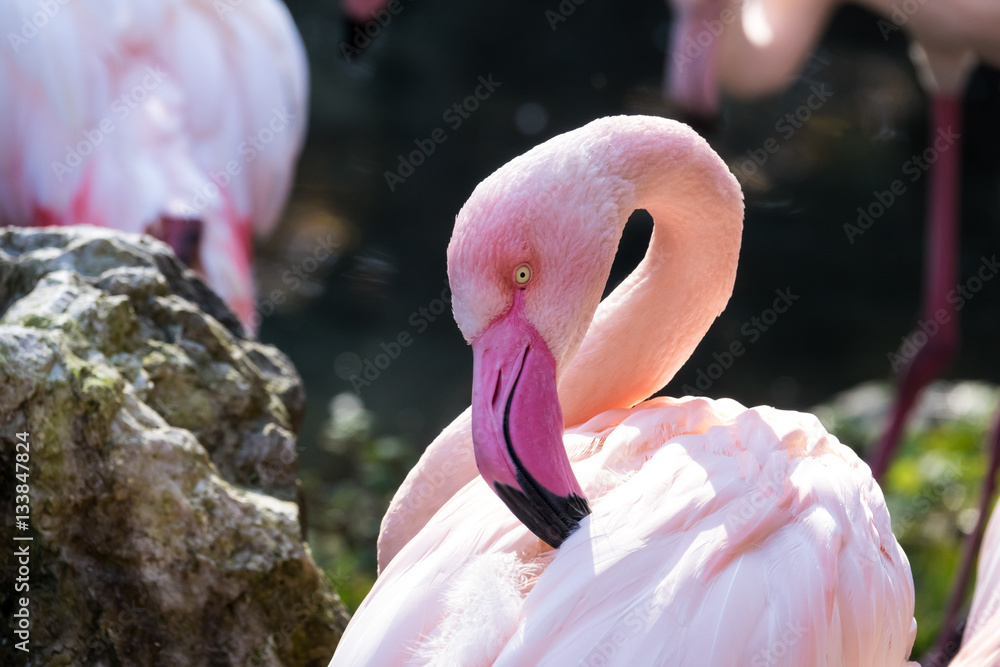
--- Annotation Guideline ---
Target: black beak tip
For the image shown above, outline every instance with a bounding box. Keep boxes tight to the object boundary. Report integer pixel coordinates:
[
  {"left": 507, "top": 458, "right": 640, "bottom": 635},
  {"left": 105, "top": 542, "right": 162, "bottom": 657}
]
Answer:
[{"left": 494, "top": 482, "right": 591, "bottom": 548}]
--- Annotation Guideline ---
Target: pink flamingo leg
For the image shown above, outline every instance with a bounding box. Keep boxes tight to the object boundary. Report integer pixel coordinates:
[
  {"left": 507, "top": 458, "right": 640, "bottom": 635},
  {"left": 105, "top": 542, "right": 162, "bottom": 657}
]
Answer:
[
  {"left": 157, "top": 216, "right": 204, "bottom": 269},
  {"left": 925, "top": 411, "right": 1000, "bottom": 663},
  {"left": 869, "top": 94, "right": 963, "bottom": 480}
]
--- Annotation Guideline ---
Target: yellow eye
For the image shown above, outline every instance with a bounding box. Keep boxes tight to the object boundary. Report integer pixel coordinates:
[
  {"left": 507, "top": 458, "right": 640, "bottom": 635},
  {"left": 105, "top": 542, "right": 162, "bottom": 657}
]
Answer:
[{"left": 514, "top": 264, "right": 532, "bottom": 285}]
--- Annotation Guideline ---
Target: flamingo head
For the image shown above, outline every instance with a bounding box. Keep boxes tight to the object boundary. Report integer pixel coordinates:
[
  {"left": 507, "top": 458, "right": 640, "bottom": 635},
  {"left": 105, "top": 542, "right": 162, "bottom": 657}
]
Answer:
[{"left": 447, "top": 130, "right": 633, "bottom": 547}]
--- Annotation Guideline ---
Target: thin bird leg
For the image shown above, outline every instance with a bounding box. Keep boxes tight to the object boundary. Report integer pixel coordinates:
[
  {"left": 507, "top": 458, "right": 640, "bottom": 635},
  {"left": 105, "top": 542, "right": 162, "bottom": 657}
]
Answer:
[
  {"left": 155, "top": 216, "right": 204, "bottom": 270},
  {"left": 665, "top": 0, "right": 723, "bottom": 134},
  {"left": 869, "top": 94, "right": 963, "bottom": 480},
  {"left": 925, "top": 407, "right": 1000, "bottom": 663}
]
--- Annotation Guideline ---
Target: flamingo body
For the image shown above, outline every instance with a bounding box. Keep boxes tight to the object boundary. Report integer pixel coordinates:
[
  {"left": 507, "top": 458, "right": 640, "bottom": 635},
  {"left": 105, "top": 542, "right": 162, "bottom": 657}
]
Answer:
[
  {"left": 0, "top": 0, "right": 309, "bottom": 330},
  {"left": 338, "top": 396, "right": 917, "bottom": 665},
  {"left": 333, "top": 116, "right": 916, "bottom": 665}
]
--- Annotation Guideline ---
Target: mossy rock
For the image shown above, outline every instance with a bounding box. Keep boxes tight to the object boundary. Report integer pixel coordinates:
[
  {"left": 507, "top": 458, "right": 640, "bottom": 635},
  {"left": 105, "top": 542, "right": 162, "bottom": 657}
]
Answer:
[{"left": 0, "top": 227, "right": 346, "bottom": 666}]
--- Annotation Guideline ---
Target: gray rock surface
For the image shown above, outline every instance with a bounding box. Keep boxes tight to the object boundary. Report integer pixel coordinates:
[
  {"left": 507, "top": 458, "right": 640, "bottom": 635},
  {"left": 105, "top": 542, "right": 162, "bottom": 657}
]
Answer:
[{"left": 0, "top": 226, "right": 347, "bottom": 666}]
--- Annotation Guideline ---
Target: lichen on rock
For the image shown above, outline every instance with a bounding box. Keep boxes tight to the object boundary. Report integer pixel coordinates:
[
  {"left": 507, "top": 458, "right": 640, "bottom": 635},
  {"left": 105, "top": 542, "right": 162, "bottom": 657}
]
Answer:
[{"left": 0, "top": 226, "right": 346, "bottom": 666}]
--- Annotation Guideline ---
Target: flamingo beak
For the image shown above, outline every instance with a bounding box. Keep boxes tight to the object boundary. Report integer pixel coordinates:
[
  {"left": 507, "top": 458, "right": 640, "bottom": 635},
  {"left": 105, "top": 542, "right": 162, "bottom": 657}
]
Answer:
[{"left": 470, "top": 294, "right": 590, "bottom": 548}]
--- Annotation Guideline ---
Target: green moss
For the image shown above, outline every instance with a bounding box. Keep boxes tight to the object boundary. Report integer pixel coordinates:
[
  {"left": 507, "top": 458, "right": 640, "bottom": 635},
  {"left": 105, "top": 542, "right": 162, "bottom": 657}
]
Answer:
[
  {"left": 19, "top": 313, "right": 55, "bottom": 329},
  {"left": 150, "top": 380, "right": 218, "bottom": 429},
  {"left": 0, "top": 227, "right": 345, "bottom": 663},
  {"left": 95, "top": 295, "right": 139, "bottom": 353}
]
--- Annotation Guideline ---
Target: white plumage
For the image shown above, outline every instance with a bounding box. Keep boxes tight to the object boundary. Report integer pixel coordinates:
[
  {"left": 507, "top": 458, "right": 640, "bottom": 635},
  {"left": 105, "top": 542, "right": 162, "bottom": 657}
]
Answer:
[
  {"left": 335, "top": 397, "right": 918, "bottom": 666},
  {"left": 0, "top": 0, "right": 308, "bottom": 328}
]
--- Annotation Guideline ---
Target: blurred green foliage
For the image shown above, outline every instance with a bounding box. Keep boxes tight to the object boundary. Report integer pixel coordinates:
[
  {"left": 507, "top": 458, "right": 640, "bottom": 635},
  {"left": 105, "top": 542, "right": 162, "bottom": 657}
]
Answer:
[
  {"left": 309, "top": 381, "right": 998, "bottom": 660},
  {"left": 885, "top": 426, "right": 984, "bottom": 658},
  {"left": 303, "top": 393, "right": 418, "bottom": 611},
  {"left": 818, "top": 381, "right": 998, "bottom": 658}
]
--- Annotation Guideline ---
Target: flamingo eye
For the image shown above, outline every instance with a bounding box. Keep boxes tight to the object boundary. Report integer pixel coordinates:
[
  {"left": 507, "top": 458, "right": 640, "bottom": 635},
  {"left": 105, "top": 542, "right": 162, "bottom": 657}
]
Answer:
[{"left": 514, "top": 264, "right": 532, "bottom": 286}]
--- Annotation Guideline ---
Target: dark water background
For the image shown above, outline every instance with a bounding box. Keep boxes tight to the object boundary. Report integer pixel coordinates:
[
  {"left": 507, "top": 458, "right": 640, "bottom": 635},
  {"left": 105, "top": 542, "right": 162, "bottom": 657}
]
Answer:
[{"left": 263, "top": 0, "right": 1000, "bottom": 465}]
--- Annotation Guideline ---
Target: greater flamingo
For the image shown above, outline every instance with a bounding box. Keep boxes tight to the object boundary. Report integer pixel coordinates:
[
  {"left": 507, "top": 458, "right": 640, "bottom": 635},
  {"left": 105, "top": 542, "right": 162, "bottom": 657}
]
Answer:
[
  {"left": 331, "top": 115, "right": 917, "bottom": 665},
  {"left": 0, "top": 0, "right": 309, "bottom": 331},
  {"left": 668, "top": 4, "right": 1000, "bottom": 651},
  {"left": 668, "top": 0, "right": 1000, "bottom": 477}
]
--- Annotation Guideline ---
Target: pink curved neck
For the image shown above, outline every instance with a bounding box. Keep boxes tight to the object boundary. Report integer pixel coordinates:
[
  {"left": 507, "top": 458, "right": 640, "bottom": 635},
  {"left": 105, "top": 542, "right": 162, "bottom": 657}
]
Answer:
[
  {"left": 377, "top": 119, "right": 744, "bottom": 571},
  {"left": 922, "top": 94, "right": 962, "bottom": 319},
  {"left": 557, "top": 129, "right": 744, "bottom": 427}
]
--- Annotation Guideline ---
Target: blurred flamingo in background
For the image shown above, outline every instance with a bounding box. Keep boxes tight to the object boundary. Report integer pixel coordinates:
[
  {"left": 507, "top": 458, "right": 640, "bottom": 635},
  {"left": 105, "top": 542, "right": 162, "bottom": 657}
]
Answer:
[
  {"left": 342, "top": 0, "right": 390, "bottom": 25},
  {"left": 667, "top": 3, "right": 1000, "bottom": 653},
  {"left": 0, "top": 0, "right": 309, "bottom": 332},
  {"left": 950, "top": 491, "right": 1000, "bottom": 666},
  {"left": 665, "top": 0, "right": 834, "bottom": 122},
  {"left": 332, "top": 115, "right": 918, "bottom": 665},
  {"left": 666, "top": 0, "right": 1000, "bottom": 476}
]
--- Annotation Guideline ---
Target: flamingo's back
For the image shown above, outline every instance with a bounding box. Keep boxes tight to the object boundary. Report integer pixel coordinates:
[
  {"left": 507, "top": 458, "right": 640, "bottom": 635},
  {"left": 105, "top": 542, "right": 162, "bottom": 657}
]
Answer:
[{"left": 335, "top": 396, "right": 918, "bottom": 666}]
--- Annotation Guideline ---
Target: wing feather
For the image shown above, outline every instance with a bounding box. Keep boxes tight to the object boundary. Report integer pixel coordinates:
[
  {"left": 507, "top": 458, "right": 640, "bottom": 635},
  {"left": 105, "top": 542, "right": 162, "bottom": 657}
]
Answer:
[{"left": 335, "top": 397, "right": 917, "bottom": 666}]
